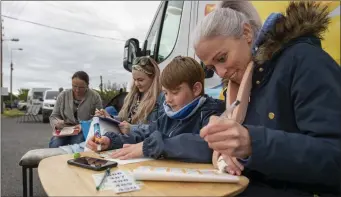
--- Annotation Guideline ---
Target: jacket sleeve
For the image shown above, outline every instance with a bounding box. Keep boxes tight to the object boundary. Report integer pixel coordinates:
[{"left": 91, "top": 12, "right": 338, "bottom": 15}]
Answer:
[
  {"left": 103, "top": 121, "right": 157, "bottom": 150},
  {"left": 142, "top": 132, "right": 212, "bottom": 163},
  {"left": 94, "top": 92, "right": 103, "bottom": 110},
  {"left": 244, "top": 44, "right": 341, "bottom": 188},
  {"left": 49, "top": 92, "right": 64, "bottom": 129},
  {"left": 142, "top": 110, "right": 222, "bottom": 163}
]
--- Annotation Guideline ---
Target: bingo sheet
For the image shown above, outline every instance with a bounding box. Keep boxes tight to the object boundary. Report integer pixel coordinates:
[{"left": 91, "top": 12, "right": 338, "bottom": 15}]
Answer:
[
  {"left": 132, "top": 166, "right": 240, "bottom": 183},
  {"left": 92, "top": 170, "right": 141, "bottom": 193},
  {"left": 134, "top": 166, "right": 218, "bottom": 174}
]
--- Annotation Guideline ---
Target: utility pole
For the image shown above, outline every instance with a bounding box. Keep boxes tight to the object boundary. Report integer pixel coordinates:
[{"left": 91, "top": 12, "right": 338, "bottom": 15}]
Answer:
[
  {"left": 0, "top": 2, "right": 20, "bottom": 113},
  {"left": 99, "top": 75, "right": 103, "bottom": 94},
  {"left": 1, "top": 0, "right": 3, "bottom": 114},
  {"left": 10, "top": 48, "right": 23, "bottom": 106},
  {"left": 9, "top": 62, "right": 13, "bottom": 107}
]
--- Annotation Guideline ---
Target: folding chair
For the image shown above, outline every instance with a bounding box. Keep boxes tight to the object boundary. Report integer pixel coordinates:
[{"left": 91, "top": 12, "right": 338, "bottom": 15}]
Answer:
[
  {"left": 30, "top": 105, "right": 41, "bottom": 122},
  {"left": 18, "top": 105, "right": 41, "bottom": 123},
  {"left": 17, "top": 106, "right": 33, "bottom": 123}
]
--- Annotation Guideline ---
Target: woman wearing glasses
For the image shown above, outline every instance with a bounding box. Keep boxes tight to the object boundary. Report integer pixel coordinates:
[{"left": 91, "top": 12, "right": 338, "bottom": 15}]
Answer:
[
  {"left": 49, "top": 71, "right": 103, "bottom": 148},
  {"left": 96, "top": 56, "right": 162, "bottom": 134}
]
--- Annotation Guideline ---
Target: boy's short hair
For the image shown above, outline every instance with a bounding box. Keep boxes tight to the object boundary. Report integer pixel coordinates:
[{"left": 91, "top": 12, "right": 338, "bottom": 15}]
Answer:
[{"left": 161, "top": 56, "right": 205, "bottom": 95}]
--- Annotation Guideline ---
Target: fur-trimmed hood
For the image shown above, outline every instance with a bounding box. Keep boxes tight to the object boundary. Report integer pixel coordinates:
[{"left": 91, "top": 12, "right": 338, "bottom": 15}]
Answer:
[{"left": 254, "top": 1, "right": 330, "bottom": 65}]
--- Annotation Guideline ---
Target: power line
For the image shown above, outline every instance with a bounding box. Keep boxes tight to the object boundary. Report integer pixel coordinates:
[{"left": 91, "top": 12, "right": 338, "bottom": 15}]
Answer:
[{"left": 1, "top": 14, "right": 126, "bottom": 42}]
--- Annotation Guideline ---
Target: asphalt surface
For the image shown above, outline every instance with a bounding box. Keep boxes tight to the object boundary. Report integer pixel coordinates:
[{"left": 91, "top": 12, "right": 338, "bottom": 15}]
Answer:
[{"left": 1, "top": 116, "right": 51, "bottom": 197}]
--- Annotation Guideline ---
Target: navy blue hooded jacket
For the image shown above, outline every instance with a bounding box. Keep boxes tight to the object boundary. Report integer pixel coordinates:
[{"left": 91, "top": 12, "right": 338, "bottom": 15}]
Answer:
[
  {"left": 237, "top": 2, "right": 341, "bottom": 195},
  {"left": 104, "top": 95, "right": 225, "bottom": 163}
]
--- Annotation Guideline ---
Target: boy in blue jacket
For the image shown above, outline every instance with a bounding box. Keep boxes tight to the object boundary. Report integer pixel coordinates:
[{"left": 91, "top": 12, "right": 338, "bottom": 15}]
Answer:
[{"left": 87, "top": 56, "right": 225, "bottom": 163}]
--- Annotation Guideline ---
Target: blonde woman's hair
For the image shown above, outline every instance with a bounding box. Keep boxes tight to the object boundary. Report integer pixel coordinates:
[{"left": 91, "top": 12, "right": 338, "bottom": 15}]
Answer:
[
  {"left": 193, "top": 1, "right": 262, "bottom": 48},
  {"left": 118, "top": 56, "right": 161, "bottom": 124}
]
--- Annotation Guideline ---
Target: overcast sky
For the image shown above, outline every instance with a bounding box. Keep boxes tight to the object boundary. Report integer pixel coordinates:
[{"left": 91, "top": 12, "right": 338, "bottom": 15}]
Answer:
[{"left": 1, "top": 1, "right": 160, "bottom": 94}]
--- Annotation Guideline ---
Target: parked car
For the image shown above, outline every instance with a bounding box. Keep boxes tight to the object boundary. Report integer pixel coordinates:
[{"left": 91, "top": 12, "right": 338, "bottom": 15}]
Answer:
[
  {"left": 17, "top": 100, "right": 27, "bottom": 111},
  {"left": 42, "top": 90, "right": 59, "bottom": 123},
  {"left": 27, "top": 88, "right": 51, "bottom": 115}
]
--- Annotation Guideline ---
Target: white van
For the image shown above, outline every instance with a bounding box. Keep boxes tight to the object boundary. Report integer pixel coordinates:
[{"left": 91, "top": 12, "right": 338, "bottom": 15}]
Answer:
[
  {"left": 27, "top": 88, "right": 51, "bottom": 114},
  {"left": 122, "top": 1, "right": 340, "bottom": 98},
  {"left": 42, "top": 90, "right": 60, "bottom": 123}
]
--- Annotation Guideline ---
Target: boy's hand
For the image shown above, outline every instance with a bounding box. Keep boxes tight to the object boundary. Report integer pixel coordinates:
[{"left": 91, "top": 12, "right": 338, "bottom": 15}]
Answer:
[
  {"left": 86, "top": 136, "right": 110, "bottom": 151},
  {"left": 119, "top": 121, "right": 131, "bottom": 134},
  {"left": 111, "top": 142, "right": 143, "bottom": 160}
]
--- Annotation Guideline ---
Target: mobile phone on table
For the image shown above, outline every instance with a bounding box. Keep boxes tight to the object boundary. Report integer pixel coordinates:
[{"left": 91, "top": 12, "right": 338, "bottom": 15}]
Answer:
[{"left": 67, "top": 156, "right": 118, "bottom": 171}]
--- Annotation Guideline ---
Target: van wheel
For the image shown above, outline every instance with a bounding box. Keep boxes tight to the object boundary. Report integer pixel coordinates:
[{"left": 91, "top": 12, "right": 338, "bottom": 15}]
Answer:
[{"left": 42, "top": 116, "right": 49, "bottom": 123}]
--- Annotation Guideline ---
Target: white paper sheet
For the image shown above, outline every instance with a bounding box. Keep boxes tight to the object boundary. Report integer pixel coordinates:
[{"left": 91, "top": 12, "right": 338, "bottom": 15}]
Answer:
[
  {"left": 92, "top": 169, "right": 142, "bottom": 193},
  {"left": 53, "top": 126, "right": 77, "bottom": 136}
]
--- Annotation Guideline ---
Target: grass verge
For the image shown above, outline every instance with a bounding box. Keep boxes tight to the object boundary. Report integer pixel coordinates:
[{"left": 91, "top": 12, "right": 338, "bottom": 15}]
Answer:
[{"left": 3, "top": 109, "right": 24, "bottom": 118}]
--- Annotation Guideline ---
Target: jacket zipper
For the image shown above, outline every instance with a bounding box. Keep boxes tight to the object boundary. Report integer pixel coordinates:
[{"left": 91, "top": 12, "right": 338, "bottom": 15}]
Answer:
[{"left": 168, "top": 120, "right": 182, "bottom": 137}]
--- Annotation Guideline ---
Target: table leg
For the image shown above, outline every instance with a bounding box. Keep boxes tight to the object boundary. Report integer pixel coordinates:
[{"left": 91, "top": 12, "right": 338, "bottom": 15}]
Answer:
[
  {"left": 29, "top": 168, "right": 33, "bottom": 197},
  {"left": 22, "top": 167, "right": 27, "bottom": 197}
]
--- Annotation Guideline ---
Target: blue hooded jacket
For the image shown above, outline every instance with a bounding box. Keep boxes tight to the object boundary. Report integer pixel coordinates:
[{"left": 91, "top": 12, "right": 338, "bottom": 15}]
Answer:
[{"left": 104, "top": 95, "right": 225, "bottom": 163}]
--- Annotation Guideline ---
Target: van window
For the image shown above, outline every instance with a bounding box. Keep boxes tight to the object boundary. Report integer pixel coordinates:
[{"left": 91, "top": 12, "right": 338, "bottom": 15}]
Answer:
[
  {"left": 33, "top": 92, "right": 43, "bottom": 99},
  {"left": 145, "top": 2, "right": 166, "bottom": 58},
  {"left": 158, "top": 1, "right": 184, "bottom": 62},
  {"left": 45, "top": 91, "right": 59, "bottom": 100}
]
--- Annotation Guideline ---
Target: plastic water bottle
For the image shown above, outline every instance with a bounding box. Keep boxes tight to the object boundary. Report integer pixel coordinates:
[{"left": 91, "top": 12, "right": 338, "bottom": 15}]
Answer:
[{"left": 93, "top": 117, "right": 102, "bottom": 151}]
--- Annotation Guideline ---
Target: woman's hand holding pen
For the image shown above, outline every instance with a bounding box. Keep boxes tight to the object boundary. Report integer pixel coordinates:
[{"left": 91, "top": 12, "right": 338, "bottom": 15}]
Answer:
[
  {"left": 200, "top": 115, "right": 252, "bottom": 159},
  {"left": 55, "top": 120, "right": 65, "bottom": 130},
  {"left": 73, "top": 124, "right": 82, "bottom": 134},
  {"left": 95, "top": 108, "right": 110, "bottom": 118}
]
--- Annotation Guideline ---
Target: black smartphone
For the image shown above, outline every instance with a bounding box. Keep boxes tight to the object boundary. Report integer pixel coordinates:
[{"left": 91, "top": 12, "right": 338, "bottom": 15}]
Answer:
[{"left": 67, "top": 156, "right": 118, "bottom": 171}]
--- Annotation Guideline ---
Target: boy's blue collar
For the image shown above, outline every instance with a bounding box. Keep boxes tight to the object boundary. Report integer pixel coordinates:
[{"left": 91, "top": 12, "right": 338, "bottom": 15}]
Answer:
[{"left": 163, "top": 96, "right": 207, "bottom": 120}]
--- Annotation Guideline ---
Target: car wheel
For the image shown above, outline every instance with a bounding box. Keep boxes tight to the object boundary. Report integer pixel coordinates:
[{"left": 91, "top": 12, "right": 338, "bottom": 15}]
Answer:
[{"left": 22, "top": 106, "right": 27, "bottom": 111}]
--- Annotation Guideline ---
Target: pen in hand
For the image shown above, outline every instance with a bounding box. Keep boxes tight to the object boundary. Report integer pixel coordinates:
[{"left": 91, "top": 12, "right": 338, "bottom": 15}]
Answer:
[
  {"left": 219, "top": 100, "right": 240, "bottom": 120},
  {"left": 217, "top": 100, "right": 240, "bottom": 173},
  {"left": 96, "top": 168, "right": 111, "bottom": 191}
]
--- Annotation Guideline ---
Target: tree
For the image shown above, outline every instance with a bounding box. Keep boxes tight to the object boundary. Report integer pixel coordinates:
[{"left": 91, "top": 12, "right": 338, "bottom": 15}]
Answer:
[
  {"left": 17, "top": 88, "right": 29, "bottom": 101},
  {"left": 94, "top": 80, "right": 127, "bottom": 106}
]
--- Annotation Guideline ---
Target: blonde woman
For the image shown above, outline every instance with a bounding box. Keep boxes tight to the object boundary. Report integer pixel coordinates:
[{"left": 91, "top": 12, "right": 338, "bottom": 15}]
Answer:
[{"left": 97, "top": 56, "right": 162, "bottom": 134}]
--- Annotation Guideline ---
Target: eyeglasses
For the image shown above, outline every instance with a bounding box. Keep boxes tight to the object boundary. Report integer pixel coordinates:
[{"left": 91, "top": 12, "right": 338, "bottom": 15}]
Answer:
[
  {"left": 133, "top": 56, "right": 152, "bottom": 66},
  {"left": 72, "top": 85, "right": 87, "bottom": 90}
]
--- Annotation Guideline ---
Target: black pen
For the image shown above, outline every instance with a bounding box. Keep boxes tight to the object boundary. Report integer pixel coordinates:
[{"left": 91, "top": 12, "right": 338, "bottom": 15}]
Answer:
[{"left": 96, "top": 168, "right": 111, "bottom": 191}]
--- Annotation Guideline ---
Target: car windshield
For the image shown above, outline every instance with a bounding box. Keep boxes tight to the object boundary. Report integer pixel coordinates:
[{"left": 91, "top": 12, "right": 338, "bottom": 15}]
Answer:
[
  {"left": 33, "top": 92, "right": 44, "bottom": 99},
  {"left": 45, "top": 91, "right": 59, "bottom": 100}
]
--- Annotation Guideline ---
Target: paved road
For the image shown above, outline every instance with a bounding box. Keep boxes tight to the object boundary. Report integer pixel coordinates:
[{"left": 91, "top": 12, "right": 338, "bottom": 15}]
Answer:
[{"left": 1, "top": 116, "right": 51, "bottom": 197}]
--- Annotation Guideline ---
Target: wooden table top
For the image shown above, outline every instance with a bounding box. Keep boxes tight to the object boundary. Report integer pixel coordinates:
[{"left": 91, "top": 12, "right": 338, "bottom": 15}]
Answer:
[{"left": 38, "top": 152, "right": 249, "bottom": 196}]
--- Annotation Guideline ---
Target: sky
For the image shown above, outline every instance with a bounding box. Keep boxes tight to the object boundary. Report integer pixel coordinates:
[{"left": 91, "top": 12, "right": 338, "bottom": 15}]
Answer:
[{"left": 1, "top": 1, "right": 160, "bottom": 94}]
